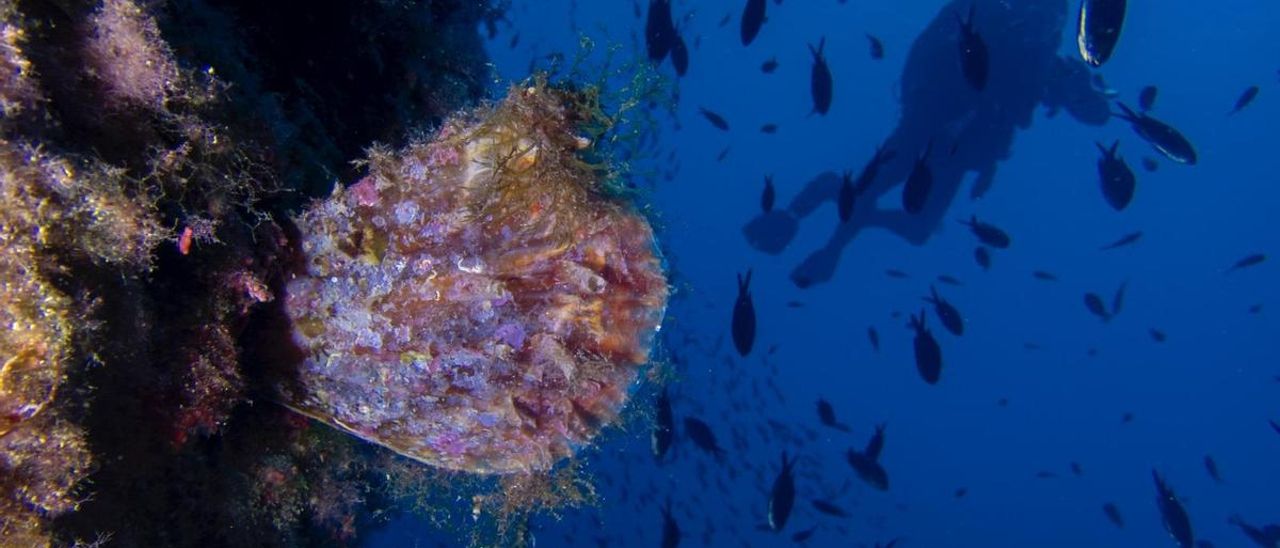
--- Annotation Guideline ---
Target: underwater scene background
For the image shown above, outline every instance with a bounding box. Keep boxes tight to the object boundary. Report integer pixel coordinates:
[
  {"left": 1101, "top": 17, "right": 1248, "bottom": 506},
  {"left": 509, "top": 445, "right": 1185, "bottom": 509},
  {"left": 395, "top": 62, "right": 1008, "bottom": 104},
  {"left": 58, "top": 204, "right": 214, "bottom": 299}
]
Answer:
[
  {"left": 0, "top": 0, "right": 1275, "bottom": 546},
  {"left": 371, "top": 1, "right": 1277, "bottom": 546}
]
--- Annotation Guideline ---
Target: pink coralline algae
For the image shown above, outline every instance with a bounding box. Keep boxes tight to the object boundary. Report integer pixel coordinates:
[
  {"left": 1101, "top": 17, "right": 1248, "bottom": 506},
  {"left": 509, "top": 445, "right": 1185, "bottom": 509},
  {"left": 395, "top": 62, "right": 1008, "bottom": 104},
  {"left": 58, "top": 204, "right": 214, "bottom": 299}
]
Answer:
[{"left": 279, "top": 82, "right": 669, "bottom": 474}]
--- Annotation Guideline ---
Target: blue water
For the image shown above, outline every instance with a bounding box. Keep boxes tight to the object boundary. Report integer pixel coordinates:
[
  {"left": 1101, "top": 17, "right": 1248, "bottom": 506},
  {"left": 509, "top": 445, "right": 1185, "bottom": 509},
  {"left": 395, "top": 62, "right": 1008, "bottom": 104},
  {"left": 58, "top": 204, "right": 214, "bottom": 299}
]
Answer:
[{"left": 369, "top": 1, "right": 1279, "bottom": 546}]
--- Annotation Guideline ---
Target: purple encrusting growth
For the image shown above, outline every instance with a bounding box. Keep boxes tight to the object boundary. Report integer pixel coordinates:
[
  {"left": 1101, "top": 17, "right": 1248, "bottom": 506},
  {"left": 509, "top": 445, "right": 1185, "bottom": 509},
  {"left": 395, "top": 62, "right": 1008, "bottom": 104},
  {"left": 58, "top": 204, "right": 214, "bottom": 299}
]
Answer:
[{"left": 280, "top": 82, "right": 669, "bottom": 474}]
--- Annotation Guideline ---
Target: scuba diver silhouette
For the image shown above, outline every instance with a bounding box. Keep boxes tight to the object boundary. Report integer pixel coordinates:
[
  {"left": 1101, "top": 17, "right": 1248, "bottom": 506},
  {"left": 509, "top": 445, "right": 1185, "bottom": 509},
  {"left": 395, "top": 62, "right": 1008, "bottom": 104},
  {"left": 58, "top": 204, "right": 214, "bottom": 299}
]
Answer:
[{"left": 743, "top": 0, "right": 1109, "bottom": 288}]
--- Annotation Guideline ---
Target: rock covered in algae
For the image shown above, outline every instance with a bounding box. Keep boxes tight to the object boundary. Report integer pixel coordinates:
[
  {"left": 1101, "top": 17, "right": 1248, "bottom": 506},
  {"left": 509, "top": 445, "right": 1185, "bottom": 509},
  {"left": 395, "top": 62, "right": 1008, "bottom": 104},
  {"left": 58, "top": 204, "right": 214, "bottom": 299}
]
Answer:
[{"left": 279, "top": 81, "right": 669, "bottom": 474}]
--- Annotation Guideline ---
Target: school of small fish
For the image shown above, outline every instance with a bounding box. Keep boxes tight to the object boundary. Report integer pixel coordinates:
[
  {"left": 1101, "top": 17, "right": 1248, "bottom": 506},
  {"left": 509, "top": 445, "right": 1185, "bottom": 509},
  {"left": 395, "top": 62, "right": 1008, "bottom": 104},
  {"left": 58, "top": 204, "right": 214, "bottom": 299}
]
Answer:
[{"left": 499, "top": 0, "right": 1275, "bottom": 545}]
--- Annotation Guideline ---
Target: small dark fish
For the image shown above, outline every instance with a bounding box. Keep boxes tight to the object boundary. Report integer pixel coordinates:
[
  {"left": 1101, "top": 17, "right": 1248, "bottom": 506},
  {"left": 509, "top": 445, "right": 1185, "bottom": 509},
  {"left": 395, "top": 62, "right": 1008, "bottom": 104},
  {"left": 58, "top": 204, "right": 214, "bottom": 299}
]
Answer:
[
  {"left": 1248, "top": 303, "right": 1263, "bottom": 315},
  {"left": 1035, "top": 470, "right": 1058, "bottom": 479},
  {"left": 924, "top": 285, "right": 964, "bottom": 336},
  {"left": 956, "top": 5, "right": 989, "bottom": 91},
  {"left": 866, "top": 33, "right": 884, "bottom": 60},
  {"left": 885, "top": 269, "right": 910, "bottom": 279},
  {"left": 716, "top": 146, "right": 731, "bottom": 162},
  {"left": 954, "top": 487, "right": 968, "bottom": 498},
  {"left": 508, "top": 32, "right": 520, "bottom": 49},
  {"left": 661, "top": 499, "right": 681, "bottom": 548},
  {"left": 1070, "top": 462, "right": 1084, "bottom": 476},
  {"left": 1077, "top": 0, "right": 1127, "bottom": 67},
  {"left": 791, "top": 526, "right": 817, "bottom": 542},
  {"left": 785, "top": 300, "right": 805, "bottom": 308},
  {"left": 1096, "top": 140, "right": 1136, "bottom": 211},
  {"left": 1100, "top": 231, "right": 1143, "bottom": 250},
  {"left": 867, "top": 326, "right": 880, "bottom": 353},
  {"left": 1225, "top": 253, "right": 1265, "bottom": 274},
  {"left": 732, "top": 270, "right": 756, "bottom": 356},
  {"left": 1114, "top": 102, "right": 1197, "bottom": 165},
  {"left": 1141, "top": 156, "right": 1160, "bottom": 172},
  {"left": 717, "top": 12, "right": 732, "bottom": 28},
  {"left": 683, "top": 417, "right": 726, "bottom": 459},
  {"left": 761, "top": 57, "right": 779, "bottom": 73},
  {"left": 760, "top": 123, "right": 778, "bottom": 134},
  {"left": 1153, "top": 469, "right": 1195, "bottom": 548},
  {"left": 1149, "top": 328, "right": 1167, "bottom": 342},
  {"left": 809, "top": 38, "right": 833, "bottom": 115},
  {"left": 811, "top": 499, "right": 850, "bottom": 518},
  {"left": 909, "top": 311, "right": 943, "bottom": 384},
  {"left": 960, "top": 215, "right": 1011, "bottom": 248},
  {"left": 1271, "top": 420, "right": 1280, "bottom": 435},
  {"left": 740, "top": 0, "right": 766, "bottom": 46},
  {"left": 937, "top": 274, "right": 962, "bottom": 286},
  {"left": 1229, "top": 85, "right": 1259, "bottom": 116},
  {"left": 1103, "top": 502, "right": 1125, "bottom": 528},
  {"left": 670, "top": 35, "right": 689, "bottom": 76},
  {"left": 1032, "top": 270, "right": 1059, "bottom": 281},
  {"left": 767, "top": 452, "right": 796, "bottom": 531},
  {"left": 1138, "top": 85, "right": 1158, "bottom": 111},
  {"left": 902, "top": 141, "right": 933, "bottom": 214},
  {"left": 1084, "top": 292, "right": 1112, "bottom": 322},
  {"left": 997, "top": 397, "right": 1009, "bottom": 406},
  {"left": 652, "top": 388, "right": 674, "bottom": 460},
  {"left": 699, "top": 107, "right": 730, "bottom": 131},
  {"left": 847, "top": 424, "right": 889, "bottom": 490},
  {"left": 761, "top": 175, "right": 775, "bottom": 213},
  {"left": 646, "top": 0, "right": 677, "bottom": 62},
  {"left": 837, "top": 170, "right": 856, "bottom": 223},
  {"left": 1111, "top": 279, "right": 1127, "bottom": 317},
  {"left": 1122, "top": 412, "right": 1135, "bottom": 423},
  {"left": 974, "top": 246, "right": 991, "bottom": 270},
  {"left": 1228, "top": 514, "right": 1280, "bottom": 548},
  {"left": 1203, "top": 455, "right": 1223, "bottom": 483},
  {"left": 816, "top": 398, "right": 851, "bottom": 432}
]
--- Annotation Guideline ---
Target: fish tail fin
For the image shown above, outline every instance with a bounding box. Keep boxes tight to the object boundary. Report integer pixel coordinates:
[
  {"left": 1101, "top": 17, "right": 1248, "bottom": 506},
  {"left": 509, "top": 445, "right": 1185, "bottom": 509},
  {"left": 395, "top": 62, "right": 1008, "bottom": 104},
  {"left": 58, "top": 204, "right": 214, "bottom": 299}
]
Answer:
[
  {"left": 809, "top": 38, "right": 825, "bottom": 58},
  {"left": 1113, "top": 102, "right": 1138, "bottom": 121}
]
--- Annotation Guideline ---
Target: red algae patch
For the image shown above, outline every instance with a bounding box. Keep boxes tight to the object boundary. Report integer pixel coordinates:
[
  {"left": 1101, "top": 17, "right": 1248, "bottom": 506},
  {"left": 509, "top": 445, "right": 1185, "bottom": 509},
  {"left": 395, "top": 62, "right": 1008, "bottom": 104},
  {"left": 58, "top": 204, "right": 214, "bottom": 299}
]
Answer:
[{"left": 278, "top": 82, "right": 668, "bottom": 474}]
